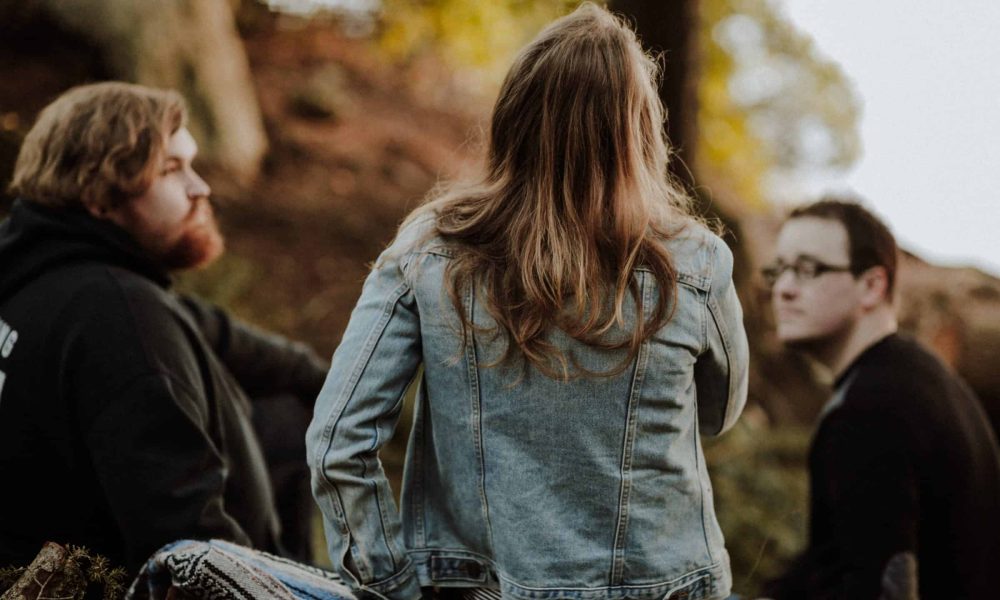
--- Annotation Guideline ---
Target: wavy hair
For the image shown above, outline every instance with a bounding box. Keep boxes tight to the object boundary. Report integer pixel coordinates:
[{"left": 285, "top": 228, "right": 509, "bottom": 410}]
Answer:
[
  {"left": 407, "top": 2, "right": 695, "bottom": 379},
  {"left": 9, "top": 82, "right": 186, "bottom": 211}
]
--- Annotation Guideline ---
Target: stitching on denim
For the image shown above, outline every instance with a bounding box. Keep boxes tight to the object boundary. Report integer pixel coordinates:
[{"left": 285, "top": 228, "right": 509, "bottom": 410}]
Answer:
[
  {"left": 465, "top": 285, "right": 495, "bottom": 552},
  {"left": 700, "top": 242, "right": 717, "bottom": 356},
  {"left": 693, "top": 405, "right": 714, "bottom": 563},
  {"left": 362, "top": 557, "right": 417, "bottom": 595},
  {"left": 495, "top": 561, "right": 722, "bottom": 595},
  {"left": 705, "top": 247, "right": 736, "bottom": 429},
  {"left": 609, "top": 271, "right": 651, "bottom": 584},
  {"left": 374, "top": 384, "right": 415, "bottom": 571},
  {"left": 313, "top": 277, "right": 410, "bottom": 583},
  {"left": 410, "top": 552, "right": 724, "bottom": 599},
  {"left": 663, "top": 574, "right": 711, "bottom": 600},
  {"left": 635, "top": 265, "right": 708, "bottom": 291},
  {"left": 410, "top": 379, "right": 427, "bottom": 548},
  {"left": 677, "top": 271, "right": 710, "bottom": 292},
  {"left": 428, "top": 555, "right": 490, "bottom": 583},
  {"left": 408, "top": 547, "right": 495, "bottom": 562}
]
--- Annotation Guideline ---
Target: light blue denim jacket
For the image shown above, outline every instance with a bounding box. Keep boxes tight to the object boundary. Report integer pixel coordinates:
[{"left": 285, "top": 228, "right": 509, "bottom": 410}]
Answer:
[{"left": 307, "top": 215, "right": 749, "bottom": 600}]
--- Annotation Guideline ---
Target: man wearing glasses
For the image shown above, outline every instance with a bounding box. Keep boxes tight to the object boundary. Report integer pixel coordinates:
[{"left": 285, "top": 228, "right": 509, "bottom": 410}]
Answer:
[{"left": 760, "top": 199, "right": 1000, "bottom": 599}]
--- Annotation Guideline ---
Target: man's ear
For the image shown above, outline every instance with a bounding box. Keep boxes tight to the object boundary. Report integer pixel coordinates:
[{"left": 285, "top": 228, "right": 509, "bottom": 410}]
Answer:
[
  {"left": 81, "top": 198, "right": 109, "bottom": 220},
  {"left": 858, "top": 266, "right": 890, "bottom": 309},
  {"left": 82, "top": 198, "right": 127, "bottom": 228}
]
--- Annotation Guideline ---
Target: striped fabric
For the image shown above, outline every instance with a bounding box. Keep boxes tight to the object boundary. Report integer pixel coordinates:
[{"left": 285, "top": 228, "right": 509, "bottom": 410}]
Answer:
[
  {"left": 460, "top": 587, "right": 504, "bottom": 600},
  {"left": 126, "top": 538, "right": 510, "bottom": 600},
  {"left": 126, "top": 539, "right": 355, "bottom": 600}
]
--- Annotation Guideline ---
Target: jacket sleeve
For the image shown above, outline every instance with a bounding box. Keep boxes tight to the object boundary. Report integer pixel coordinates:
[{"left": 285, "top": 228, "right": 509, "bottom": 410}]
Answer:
[
  {"left": 694, "top": 237, "right": 749, "bottom": 436},
  {"left": 63, "top": 283, "right": 253, "bottom": 573},
  {"left": 179, "top": 295, "right": 329, "bottom": 405},
  {"left": 306, "top": 243, "right": 423, "bottom": 600}
]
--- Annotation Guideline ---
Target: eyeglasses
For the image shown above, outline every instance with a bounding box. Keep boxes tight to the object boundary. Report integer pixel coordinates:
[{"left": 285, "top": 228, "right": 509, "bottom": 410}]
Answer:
[{"left": 760, "top": 257, "right": 853, "bottom": 288}]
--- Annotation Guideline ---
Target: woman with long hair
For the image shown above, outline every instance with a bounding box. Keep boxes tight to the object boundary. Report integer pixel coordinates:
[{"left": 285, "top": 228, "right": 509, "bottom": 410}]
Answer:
[{"left": 307, "top": 4, "right": 748, "bottom": 599}]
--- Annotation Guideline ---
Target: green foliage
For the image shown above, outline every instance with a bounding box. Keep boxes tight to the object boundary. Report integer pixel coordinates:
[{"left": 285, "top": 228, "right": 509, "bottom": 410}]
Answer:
[
  {"left": 705, "top": 423, "right": 811, "bottom": 597},
  {"left": 377, "top": 0, "right": 582, "bottom": 85},
  {"left": 698, "top": 0, "right": 861, "bottom": 206},
  {"left": 173, "top": 248, "right": 307, "bottom": 336},
  {"left": 368, "top": 0, "right": 860, "bottom": 207}
]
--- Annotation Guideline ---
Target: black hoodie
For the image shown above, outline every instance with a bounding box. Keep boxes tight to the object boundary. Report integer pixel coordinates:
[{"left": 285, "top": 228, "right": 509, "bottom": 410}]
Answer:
[
  {"left": 764, "top": 334, "right": 1000, "bottom": 599},
  {"left": 0, "top": 199, "right": 325, "bottom": 573}
]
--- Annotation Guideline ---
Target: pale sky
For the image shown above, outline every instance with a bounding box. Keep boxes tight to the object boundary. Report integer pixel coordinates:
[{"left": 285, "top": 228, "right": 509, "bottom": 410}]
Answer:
[{"left": 782, "top": 0, "right": 1000, "bottom": 277}]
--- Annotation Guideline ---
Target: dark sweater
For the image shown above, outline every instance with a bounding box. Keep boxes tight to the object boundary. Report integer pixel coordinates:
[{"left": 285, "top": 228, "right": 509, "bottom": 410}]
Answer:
[
  {"left": 0, "top": 199, "right": 326, "bottom": 573},
  {"left": 766, "top": 333, "right": 1000, "bottom": 599}
]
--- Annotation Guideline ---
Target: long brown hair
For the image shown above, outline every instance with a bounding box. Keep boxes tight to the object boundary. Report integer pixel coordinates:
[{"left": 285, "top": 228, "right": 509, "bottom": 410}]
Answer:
[
  {"left": 408, "top": 2, "right": 695, "bottom": 379},
  {"left": 9, "top": 82, "right": 186, "bottom": 212}
]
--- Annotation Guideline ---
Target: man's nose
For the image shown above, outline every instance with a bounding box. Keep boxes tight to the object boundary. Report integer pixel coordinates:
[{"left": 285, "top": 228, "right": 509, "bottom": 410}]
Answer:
[
  {"left": 772, "top": 270, "right": 799, "bottom": 300},
  {"left": 187, "top": 171, "right": 211, "bottom": 199}
]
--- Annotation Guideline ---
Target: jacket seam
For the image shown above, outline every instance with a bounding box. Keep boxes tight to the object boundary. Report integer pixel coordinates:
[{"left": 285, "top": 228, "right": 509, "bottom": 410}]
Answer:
[
  {"left": 705, "top": 243, "right": 735, "bottom": 430},
  {"left": 609, "top": 271, "right": 651, "bottom": 584},
  {"left": 408, "top": 549, "right": 724, "bottom": 596},
  {"left": 409, "top": 380, "right": 427, "bottom": 548},
  {"left": 360, "top": 558, "right": 418, "bottom": 594},
  {"left": 494, "top": 561, "right": 724, "bottom": 593},
  {"left": 700, "top": 243, "right": 717, "bottom": 356},
  {"left": 371, "top": 404, "right": 401, "bottom": 574},
  {"left": 465, "top": 284, "right": 495, "bottom": 552},
  {"left": 694, "top": 407, "right": 714, "bottom": 563}
]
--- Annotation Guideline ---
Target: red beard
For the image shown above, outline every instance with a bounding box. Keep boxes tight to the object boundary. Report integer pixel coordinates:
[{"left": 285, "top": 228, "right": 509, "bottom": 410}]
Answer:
[{"left": 160, "top": 202, "right": 225, "bottom": 271}]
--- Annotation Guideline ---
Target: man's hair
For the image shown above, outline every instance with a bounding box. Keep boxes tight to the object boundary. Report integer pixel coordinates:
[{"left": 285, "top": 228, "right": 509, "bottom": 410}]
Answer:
[
  {"left": 789, "top": 197, "right": 898, "bottom": 298},
  {"left": 8, "top": 82, "right": 186, "bottom": 211}
]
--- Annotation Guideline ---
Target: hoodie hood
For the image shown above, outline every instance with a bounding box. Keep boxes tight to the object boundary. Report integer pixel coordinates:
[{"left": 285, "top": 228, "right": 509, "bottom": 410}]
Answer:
[{"left": 0, "top": 199, "right": 170, "bottom": 301}]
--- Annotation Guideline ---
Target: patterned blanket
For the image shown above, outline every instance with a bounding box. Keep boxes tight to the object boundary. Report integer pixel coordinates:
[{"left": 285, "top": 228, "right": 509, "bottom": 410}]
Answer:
[{"left": 125, "top": 540, "right": 356, "bottom": 600}]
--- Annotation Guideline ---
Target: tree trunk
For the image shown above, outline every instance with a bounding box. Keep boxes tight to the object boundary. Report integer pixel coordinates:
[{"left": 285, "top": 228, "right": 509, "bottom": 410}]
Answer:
[
  {"left": 31, "top": 0, "right": 267, "bottom": 183},
  {"left": 610, "top": 0, "right": 700, "bottom": 187}
]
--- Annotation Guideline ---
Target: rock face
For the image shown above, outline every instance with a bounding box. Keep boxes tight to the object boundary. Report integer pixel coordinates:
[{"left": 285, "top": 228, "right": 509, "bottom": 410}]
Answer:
[
  {"left": 897, "top": 253, "right": 1000, "bottom": 437},
  {"left": 4, "top": 0, "right": 266, "bottom": 183}
]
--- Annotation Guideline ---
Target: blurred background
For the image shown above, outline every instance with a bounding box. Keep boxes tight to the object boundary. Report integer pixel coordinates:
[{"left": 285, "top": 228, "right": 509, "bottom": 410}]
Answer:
[{"left": 1, "top": 0, "right": 998, "bottom": 595}]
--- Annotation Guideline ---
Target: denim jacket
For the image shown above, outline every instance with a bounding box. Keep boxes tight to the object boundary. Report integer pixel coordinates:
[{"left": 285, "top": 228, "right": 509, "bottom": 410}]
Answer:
[{"left": 307, "top": 215, "right": 749, "bottom": 600}]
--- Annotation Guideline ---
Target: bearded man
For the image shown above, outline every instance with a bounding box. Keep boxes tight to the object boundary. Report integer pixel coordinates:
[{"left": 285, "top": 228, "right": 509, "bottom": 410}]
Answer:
[{"left": 0, "top": 83, "right": 326, "bottom": 574}]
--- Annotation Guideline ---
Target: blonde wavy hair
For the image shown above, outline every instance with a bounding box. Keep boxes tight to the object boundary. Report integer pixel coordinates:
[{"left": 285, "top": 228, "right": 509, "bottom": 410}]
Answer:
[
  {"left": 407, "top": 2, "right": 696, "bottom": 380},
  {"left": 9, "top": 81, "right": 186, "bottom": 211}
]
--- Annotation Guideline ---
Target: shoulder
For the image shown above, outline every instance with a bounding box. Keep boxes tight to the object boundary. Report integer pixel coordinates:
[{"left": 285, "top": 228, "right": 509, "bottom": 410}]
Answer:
[
  {"left": 105, "top": 267, "right": 186, "bottom": 322},
  {"left": 31, "top": 264, "right": 209, "bottom": 408},
  {"left": 395, "top": 211, "right": 448, "bottom": 254},
  {"left": 33, "top": 261, "right": 169, "bottom": 322},
  {"left": 848, "top": 335, "right": 955, "bottom": 405},
  {"left": 652, "top": 219, "right": 732, "bottom": 293},
  {"left": 70, "top": 264, "right": 188, "bottom": 331},
  {"left": 834, "top": 335, "right": 977, "bottom": 447},
  {"left": 52, "top": 264, "right": 198, "bottom": 364},
  {"left": 378, "top": 211, "right": 451, "bottom": 277}
]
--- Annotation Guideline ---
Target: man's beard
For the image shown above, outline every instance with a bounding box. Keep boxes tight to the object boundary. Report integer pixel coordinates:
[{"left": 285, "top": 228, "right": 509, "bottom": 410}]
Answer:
[{"left": 160, "top": 201, "right": 225, "bottom": 271}]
